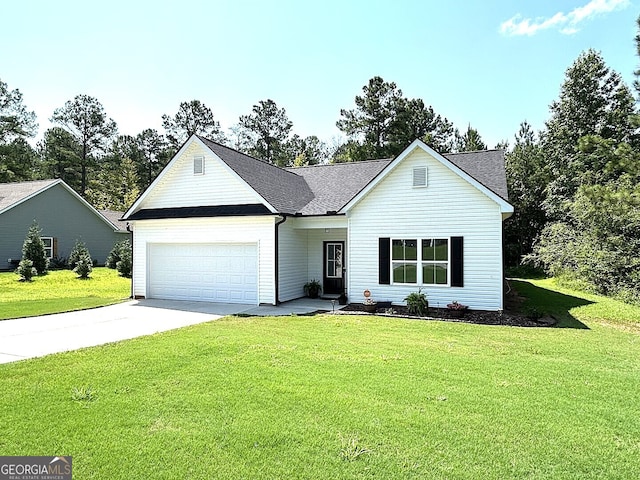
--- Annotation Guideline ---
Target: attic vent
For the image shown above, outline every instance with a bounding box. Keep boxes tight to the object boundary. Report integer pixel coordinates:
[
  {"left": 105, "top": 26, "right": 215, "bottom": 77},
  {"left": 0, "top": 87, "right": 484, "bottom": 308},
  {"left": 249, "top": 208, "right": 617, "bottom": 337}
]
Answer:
[
  {"left": 413, "top": 167, "right": 427, "bottom": 187},
  {"left": 193, "top": 155, "right": 204, "bottom": 175}
]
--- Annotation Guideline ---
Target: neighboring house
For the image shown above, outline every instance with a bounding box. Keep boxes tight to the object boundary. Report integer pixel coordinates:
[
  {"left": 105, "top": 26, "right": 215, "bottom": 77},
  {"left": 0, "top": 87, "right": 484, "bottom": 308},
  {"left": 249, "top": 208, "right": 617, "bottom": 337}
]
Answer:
[
  {"left": 123, "top": 136, "right": 513, "bottom": 310},
  {"left": 0, "top": 179, "right": 129, "bottom": 270}
]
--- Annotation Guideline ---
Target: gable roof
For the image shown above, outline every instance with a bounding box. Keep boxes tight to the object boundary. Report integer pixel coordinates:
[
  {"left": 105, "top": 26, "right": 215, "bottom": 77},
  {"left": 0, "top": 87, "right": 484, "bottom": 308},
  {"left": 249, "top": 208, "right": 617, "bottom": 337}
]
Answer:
[
  {"left": 0, "top": 179, "right": 59, "bottom": 214},
  {"left": 197, "top": 136, "right": 314, "bottom": 214},
  {"left": 444, "top": 150, "right": 509, "bottom": 201},
  {"left": 125, "top": 135, "right": 512, "bottom": 220},
  {"left": 0, "top": 179, "right": 124, "bottom": 231},
  {"left": 340, "top": 139, "right": 513, "bottom": 215}
]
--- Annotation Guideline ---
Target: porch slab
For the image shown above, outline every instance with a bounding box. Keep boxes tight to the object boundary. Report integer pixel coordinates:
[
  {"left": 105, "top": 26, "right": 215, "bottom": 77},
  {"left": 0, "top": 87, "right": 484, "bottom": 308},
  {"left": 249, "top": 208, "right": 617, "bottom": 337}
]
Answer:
[{"left": 239, "top": 297, "right": 346, "bottom": 316}]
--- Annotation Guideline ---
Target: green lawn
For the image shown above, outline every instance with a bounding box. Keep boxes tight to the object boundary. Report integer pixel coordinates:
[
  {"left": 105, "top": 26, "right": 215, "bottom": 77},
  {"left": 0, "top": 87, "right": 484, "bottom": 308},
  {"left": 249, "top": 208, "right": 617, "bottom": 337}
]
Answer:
[
  {"left": 0, "top": 279, "right": 639, "bottom": 478},
  {"left": 0, "top": 268, "right": 131, "bottom": 320}
]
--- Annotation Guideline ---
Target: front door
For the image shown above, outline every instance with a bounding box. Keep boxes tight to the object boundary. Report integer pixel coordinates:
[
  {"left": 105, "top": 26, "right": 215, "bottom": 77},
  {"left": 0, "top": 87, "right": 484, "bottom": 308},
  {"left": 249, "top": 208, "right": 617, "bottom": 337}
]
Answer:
[{"left": 323, "top": 241, "right": 344, "bottom": 295}]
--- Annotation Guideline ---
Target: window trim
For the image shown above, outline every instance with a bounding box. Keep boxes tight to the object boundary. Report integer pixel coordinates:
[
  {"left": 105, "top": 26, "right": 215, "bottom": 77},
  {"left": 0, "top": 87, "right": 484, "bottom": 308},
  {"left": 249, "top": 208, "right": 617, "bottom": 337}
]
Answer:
[
  {"left": 41, "top": 237, "right": 54, "bottom": 259},
  {"left": 391, "top": 237, "right": 450, "bottom": 286}
]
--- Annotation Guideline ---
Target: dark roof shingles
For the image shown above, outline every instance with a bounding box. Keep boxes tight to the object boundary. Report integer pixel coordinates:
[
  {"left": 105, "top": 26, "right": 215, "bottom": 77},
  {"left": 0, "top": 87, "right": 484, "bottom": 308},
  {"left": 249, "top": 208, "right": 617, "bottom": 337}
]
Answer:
[
  {"left": 0, "top": 179, "right": 59, "bottom": 212},
  {"left": 198, "top": 136, "right": 314, "bottom": 214},
  {"left": 198, "top": 137, "right": 509, "bottom": 215}
]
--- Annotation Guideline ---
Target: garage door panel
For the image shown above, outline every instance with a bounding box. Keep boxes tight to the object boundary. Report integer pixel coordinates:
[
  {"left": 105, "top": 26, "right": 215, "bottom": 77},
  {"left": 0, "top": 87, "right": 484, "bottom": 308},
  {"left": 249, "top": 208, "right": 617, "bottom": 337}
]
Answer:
[{"left": 148, "top": 243, "right": 258, "bottom": 304}]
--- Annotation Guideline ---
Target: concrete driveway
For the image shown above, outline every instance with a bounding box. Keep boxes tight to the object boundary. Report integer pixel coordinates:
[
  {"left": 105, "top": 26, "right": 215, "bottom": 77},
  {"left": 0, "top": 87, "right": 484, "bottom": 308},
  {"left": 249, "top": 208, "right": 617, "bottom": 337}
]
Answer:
[{"left": 0, "top": 297, "right": 341, "bottom": 364}]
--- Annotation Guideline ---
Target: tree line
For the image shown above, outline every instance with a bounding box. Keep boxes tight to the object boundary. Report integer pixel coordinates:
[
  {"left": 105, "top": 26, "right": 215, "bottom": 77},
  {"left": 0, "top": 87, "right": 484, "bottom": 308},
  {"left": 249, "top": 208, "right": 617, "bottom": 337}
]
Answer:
[
  {"left": 0, "top": 76, "right": 490, "bottom": 212},
  {"left": 505, "top": 18, "right": 640, "bottom": 304}
]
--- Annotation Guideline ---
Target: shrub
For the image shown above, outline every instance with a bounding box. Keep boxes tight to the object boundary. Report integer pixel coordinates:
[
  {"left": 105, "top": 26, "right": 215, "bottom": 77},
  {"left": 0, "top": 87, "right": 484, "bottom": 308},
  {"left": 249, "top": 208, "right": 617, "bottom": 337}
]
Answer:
[
  {"left": 105, "top": 240, "right": 132, "bottom": 278},
  {"left": 107, "top": 240, "right": 132, "bottom": 277},
  {"left": 15, "top": 259, "right": 37, "bottom": 282},
  {"left": 21, "top": 221, "right": 49, "bottom": 275},
  {"left": 404, "top": 289, "right": 429, "bottom": 316},
  {"left": 68, "top": 241, "right": 91, "bottom": 271},
  {"left": 73, "top": 253, "right": 93, "bottom": 279}
]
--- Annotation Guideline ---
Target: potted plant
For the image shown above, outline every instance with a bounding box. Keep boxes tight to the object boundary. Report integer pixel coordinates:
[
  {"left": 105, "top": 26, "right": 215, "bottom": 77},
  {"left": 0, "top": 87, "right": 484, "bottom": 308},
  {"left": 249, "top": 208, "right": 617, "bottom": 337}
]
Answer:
[
  {"left": 363, "top": 289, "right": 377, "bottom": 312},
  {"left": 338, "top": 291, "right": 348, "bottom": 305},
  {"left": 304, "top": 279, "right": 322, "bottom": 299},
  {"left": 446, "top": 301, "right": 468, "bottom": 318}
]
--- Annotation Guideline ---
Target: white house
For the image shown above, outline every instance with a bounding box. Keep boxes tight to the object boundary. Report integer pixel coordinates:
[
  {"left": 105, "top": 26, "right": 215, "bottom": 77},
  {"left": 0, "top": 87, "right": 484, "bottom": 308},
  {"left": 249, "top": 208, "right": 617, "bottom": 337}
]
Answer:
[{"left": 122, "top": 135, "right": 513, "bottom": 310}]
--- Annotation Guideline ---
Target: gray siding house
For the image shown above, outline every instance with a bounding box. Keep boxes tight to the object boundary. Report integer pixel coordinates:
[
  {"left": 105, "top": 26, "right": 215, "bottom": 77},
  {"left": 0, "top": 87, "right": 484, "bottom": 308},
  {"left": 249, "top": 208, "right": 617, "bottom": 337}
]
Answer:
[{"left": 0, "top": 179, "right": 129, "bottom": 270}]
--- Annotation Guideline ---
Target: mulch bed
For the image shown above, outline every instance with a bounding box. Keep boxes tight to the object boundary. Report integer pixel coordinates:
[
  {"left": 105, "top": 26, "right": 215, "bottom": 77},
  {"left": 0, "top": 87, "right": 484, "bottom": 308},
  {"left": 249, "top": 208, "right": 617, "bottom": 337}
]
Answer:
[{"left": 338, "top": 303, "right": 555, "bottom": 327}]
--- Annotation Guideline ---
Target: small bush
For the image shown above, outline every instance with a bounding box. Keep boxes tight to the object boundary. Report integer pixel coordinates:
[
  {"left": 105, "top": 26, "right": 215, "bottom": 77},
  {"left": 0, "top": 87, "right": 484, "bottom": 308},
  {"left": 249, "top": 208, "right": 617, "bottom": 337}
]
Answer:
[
  {"left": 405, "top": 289, "right": 429, "bottom": 316},
  {"left": 73, "top": 253, "right": 93, "bottom": 279},
  {"left": 21, "top": 221, "right": 49, "bottom": 275},
  {"left": 68, "top": 241, "right": 91, "bottom": 271},
  {"left": 15, "top": 259, "right": 37, "bottom": 282},
  {"left": 107, "top": 240, "right": 132, "bottom": 277},
  {"left": 49, "top": 256, "right": 68, "bottom": 270}
]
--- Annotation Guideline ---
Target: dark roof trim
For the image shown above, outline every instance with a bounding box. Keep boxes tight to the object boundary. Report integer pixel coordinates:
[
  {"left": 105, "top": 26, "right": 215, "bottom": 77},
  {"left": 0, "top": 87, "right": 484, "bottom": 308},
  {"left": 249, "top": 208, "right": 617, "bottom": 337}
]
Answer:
[{"left": 126, "top": 204, "right": 272, "bottom": 220}]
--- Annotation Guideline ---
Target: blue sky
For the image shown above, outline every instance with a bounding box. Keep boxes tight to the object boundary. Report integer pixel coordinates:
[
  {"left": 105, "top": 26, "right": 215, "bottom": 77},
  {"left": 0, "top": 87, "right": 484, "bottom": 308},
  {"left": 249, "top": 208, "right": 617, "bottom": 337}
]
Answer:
[{"left": 2, "top": 0, "right": 639, "bottom": 150}]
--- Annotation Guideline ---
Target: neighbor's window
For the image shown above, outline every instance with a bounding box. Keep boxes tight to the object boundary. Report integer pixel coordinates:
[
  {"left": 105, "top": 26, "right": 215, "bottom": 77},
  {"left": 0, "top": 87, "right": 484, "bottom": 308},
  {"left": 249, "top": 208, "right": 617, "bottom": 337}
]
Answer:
[
  {"left": 392, "top": 239, "right": 417, "bottom": 283},
  {"left": 42, "top": 237, "right": 54, "bottom": 259},
  {"left": 193, "top": 155, "right": 204, "bottom": 175},
  {"left": 422, "top": 238, "right": 449, "bottom": 285}
]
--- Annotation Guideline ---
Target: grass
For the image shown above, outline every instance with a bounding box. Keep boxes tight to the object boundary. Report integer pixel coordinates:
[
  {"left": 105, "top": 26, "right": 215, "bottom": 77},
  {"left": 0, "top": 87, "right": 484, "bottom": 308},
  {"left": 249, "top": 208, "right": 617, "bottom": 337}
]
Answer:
[
  {"left": 0, "top": 267, "right": 130, "bottom": 320},
  {"left": 0, "top": 278, "right": 639, "bottom": 478}
]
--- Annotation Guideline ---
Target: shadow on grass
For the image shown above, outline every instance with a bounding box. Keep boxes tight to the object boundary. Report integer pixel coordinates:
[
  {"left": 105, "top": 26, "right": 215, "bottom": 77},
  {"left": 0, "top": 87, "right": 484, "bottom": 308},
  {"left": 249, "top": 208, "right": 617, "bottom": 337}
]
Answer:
[{"left": 509, "top": 280, "right": 593, "bottom": 329}]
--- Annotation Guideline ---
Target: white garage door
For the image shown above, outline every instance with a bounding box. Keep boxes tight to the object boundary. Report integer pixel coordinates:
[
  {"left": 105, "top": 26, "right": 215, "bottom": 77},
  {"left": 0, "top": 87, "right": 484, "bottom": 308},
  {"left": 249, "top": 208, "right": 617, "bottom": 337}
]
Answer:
[{"left": 148, "top": 243, "right": 258, "bottom": 304}]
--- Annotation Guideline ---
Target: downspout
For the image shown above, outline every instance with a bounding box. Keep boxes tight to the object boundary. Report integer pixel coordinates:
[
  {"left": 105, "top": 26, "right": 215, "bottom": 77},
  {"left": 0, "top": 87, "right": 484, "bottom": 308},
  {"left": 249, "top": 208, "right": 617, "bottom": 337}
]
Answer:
[
  {"left": 274, "top": 215, "right": 288, "bottom": 305},
  {"left": 126, "top": 222, "right": 134, "bottom": 299}
]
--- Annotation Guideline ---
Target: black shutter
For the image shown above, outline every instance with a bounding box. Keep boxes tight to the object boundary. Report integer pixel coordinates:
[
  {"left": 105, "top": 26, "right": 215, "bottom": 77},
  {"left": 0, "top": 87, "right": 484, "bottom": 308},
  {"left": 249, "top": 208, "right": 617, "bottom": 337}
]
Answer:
[
  {"left": 451, "top": 236, "right": 464, "bottom": 287},
  {"left": 379, "top": 238, "right": 391, "bottom": 284}
]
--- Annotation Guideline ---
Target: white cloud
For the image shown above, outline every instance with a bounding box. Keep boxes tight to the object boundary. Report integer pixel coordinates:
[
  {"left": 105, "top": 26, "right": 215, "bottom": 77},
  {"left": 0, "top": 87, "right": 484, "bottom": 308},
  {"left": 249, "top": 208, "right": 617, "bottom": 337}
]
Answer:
[{"left": 499, "top": 0, "right": 629, "bottom": 36}]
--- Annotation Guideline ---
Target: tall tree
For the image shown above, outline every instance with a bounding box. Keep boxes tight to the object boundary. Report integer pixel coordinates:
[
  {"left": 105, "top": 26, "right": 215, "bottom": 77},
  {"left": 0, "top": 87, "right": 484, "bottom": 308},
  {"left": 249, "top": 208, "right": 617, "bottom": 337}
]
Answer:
[
  {"left": 542, "top": 49, "right": 636, "bottom": 218},
  {"left": 455, "top": 125, "right": 487, "bottom": 152},
  {"left": 0, "top": 139, "right": 38, "bottom": 182},
  {"left": 283, "top": 135, "right": 328, "bottom": 167},
  {"left": 37, "top": 127, "right": 82, "bottom": 190},
  {"left": 389, "top": 97, "right": 456, "bottom": 153},
  {"left": 135, "top": 129, "right": 169, "bottom": 189},
  {"left": 336, "top": 76, "right": 403, "bottom": 160},
  {"left": 50, "top": 95, "right": 117, "bottom": 196},
  {"left": 503, "top": 122, "right": 550, "bottom": 266},
  {"left": 0, "top": 78, "right": 38, "bottom": 182},
  {"left": 162, "top": 100, "right": 224, "bottom": 148},
  {"left": 0, "top": 78, "right": 37, "bottom": 143},
  {"left": 238, "top": 99, "right": 293, "bottom": 165}
]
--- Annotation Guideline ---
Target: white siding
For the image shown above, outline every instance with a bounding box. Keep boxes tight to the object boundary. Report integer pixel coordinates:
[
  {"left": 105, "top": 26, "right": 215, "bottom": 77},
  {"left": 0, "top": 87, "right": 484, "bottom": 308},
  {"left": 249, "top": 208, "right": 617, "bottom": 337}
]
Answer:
[
  {"left": 277, "top": 218, "right": 348, "bottom": 302},
  {"left": 306, "top": 228, "right": 347, "bottom": 286},
  {"left": 142, "top": 141, "right": 264, "bottom": 209},
  {"left": 131, "top": 216, "right": 276, "bottom": 304},
  {"left": 348, "top": 148, "right": 505, "bottom": 310},
  {"left": 277, "top": 220, "right": 308, "bottom": 301}
]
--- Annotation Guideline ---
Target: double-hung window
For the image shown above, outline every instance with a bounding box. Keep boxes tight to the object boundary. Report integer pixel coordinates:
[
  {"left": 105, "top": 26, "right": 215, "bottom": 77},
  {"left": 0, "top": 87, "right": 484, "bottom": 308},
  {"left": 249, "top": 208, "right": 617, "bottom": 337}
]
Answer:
[
  {"left": 391, "top": 238, "right": 449, "bottom": 285},
  {"left": 422, "top": 239, "right": 448, "bottom": 285},
  {"left": 42, "top": 237, "right": 54, "bottom": 259},
  {"left": 392, "top": 239, "right": 417, "bottom": 283}
]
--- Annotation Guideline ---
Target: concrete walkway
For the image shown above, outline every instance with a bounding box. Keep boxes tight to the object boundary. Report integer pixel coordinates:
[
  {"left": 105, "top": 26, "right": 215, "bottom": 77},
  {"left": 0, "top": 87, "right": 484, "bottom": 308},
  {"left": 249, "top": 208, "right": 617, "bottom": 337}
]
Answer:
[{"left": 0, "top": 297, "right": 342, "bottom": 364}]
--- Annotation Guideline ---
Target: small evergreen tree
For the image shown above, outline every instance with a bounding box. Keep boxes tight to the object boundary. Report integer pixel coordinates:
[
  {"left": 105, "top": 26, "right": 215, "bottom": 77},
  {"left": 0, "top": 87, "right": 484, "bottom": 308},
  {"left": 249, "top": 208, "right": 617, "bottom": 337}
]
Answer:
[
  {"left": 15, "top": 259, "right": 37, "bottom": 282},
  {"left": 73, "top": 253, "right": 93, "bottom": 279},
  {"left": 21, "top": 221, "right": 49, "bottom": 275},
  {"left": 68, "top": 240, "right": 91, "bottom": 270},
  {"left": 106, "top": 239, "right": 132, "bottom": 277}
]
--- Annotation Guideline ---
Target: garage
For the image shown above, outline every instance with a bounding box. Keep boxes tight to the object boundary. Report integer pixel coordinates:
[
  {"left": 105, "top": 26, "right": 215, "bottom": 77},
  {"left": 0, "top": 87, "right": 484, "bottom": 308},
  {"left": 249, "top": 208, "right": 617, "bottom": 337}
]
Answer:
[{"left": 147, "top": 243, "right": 258, "bottom": 304}]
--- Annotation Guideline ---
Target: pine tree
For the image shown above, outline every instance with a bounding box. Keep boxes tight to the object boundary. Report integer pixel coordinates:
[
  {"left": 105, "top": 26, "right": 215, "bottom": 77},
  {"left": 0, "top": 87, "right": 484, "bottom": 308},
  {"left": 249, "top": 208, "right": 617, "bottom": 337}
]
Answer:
[{"left": 21, "top": 221, "right": 49, "bottom": 275}]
